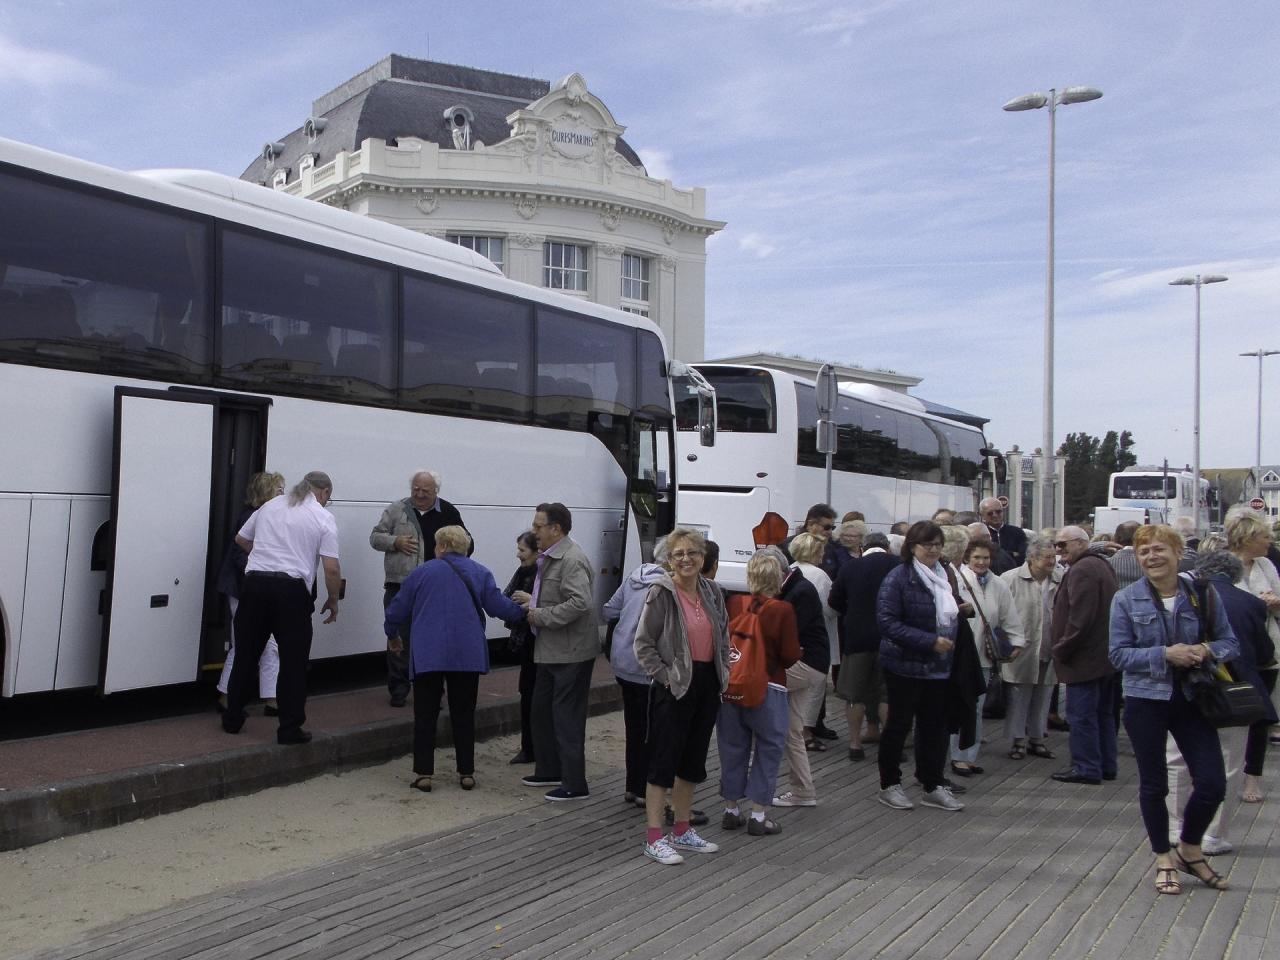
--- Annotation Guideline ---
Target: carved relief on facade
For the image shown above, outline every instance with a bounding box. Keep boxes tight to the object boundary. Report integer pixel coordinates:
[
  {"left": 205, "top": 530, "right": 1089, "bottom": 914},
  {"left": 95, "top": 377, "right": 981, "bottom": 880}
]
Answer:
[
  {"left": 414, "top": 192, "right": 439, "bottom": 216},
  {"left": 600, "top": 243, "right": 625, "bottom": 257},
  {"left": 513, "top": 233, "right": 545, "bottom": 248},
  {"left": 660, "top": 255, "right": 676, "bottom": 273},
  {"left": 600, "top": 208, "right": 622, "bottom": 232},
  {"left": 514, "top": 195, "right": 539, "bottom": 220},
  {"left": 662, "top": 224, "right": 676, "bottom": 245}
]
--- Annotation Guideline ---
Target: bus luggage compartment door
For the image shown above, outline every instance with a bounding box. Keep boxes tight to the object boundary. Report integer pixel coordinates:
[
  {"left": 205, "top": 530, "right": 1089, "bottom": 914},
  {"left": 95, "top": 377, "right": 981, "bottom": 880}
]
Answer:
[{"left": 99, "top": 389, "right": 216, "bottom": 694}]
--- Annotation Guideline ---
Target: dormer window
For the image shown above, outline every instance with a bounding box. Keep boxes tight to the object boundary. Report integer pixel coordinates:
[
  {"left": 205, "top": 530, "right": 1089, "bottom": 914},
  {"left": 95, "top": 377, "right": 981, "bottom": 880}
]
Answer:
[
  {"left": 262, "top": 142, "right": 285, "bottom": 166},
  {"left": 1263, "top": 471, "right": 1280, "bottom": 484},
  {"left": 304, "top": 116, "right": 328, "bottom": 142},
  {"left": 299, "top": 153, "right": 318, "bottom": 173},
  {"left": 443, "top": 105, "right": 474, "bottom": 150},
  {"left": 272, "top": 168, "right": 290, "bottom": 189}
]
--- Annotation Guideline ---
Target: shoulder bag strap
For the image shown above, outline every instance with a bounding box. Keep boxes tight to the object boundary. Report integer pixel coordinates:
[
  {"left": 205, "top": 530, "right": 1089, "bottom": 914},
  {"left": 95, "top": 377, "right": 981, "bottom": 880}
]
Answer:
[
  {"left": 443, "top": 557, "right": 485, "bottom": 629},
  {"left": 959, "top": 568, "right": 997, "bottom": 662}
]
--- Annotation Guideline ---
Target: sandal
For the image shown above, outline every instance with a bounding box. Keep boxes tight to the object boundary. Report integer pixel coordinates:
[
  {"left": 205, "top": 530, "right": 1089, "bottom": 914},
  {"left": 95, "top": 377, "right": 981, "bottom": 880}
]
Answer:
[
  {"left": 1027, "top": 742, "right": 1055, "bottom": 759},
  {"left": 1155, "top": 866, "right": 1182, "bottom": 895},
  {"left": 410, "top": 776, "right": 432, "bottom": 793},
  {"left": 1174, "top": 849, "right": 1229, "bottom": 890},
  {"left": 1009, "top": 742, "right": 1026, "bottom": 760},
  {"left": 459, "top": 775, "right": 476, "bottom": 791},
  {"left": 804, "top": 738, "right": 827, "bottom": 752}
]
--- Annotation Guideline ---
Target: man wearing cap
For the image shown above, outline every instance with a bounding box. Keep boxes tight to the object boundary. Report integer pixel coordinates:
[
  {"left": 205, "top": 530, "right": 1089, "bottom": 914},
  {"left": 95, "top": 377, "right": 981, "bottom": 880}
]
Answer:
[{"left": 223, "top": 470, "right": 341, "bottom": 745}]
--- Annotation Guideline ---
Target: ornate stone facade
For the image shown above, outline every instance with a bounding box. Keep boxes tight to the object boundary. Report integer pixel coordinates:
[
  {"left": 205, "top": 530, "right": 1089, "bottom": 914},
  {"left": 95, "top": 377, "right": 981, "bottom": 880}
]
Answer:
[{"left": 241, "top": 56, "right": 724, "bottom": 361}]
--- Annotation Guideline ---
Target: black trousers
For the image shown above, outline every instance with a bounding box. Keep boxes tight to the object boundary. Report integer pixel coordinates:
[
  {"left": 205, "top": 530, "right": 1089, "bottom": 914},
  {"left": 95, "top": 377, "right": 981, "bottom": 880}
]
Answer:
[
  {"left": 880, "top": 672, "right": 948, "bottom": 791},
  {"left": 383, "top": 583, "right": 412, "bottom": 701},
  {"left": 531, "top": 659, "right": 595, "bottom": 793},
  {"left": 1244, "top": 669, "right": 1278, "bottom": 777},
  {"left": 517, "top": 641, "right": 537, "bottom": 758},
  {"left": 617, "top": 677, "right": 651, "bottom": 796},
  {"left": 413, "top": 671, "right": 480, "bottom": 776},
  {"left": 227, "top": 574, "right": 313, "bottom": 738}
]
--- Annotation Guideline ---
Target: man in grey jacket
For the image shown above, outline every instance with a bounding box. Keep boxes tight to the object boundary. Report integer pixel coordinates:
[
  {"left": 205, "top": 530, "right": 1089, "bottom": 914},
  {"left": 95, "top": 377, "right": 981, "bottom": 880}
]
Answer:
[
  {"left": 515, "top": 501, "right": 598, "bottom": 801},
  {"left": 369, "top": 470, "right": 469, "bottom": 707}
]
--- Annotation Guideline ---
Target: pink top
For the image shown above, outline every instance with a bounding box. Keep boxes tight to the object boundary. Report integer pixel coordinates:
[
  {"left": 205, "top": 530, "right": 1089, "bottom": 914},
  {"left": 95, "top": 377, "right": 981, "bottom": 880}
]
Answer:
[{"left": 676, "top": 587, "right": 714, "bottom": 663}]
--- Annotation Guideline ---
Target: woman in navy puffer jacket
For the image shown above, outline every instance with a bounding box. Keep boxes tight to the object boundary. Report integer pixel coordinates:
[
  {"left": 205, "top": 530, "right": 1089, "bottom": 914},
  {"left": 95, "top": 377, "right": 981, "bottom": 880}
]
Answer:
[{"left": 874, "top": 520, "right": 964, "bottom": 813}]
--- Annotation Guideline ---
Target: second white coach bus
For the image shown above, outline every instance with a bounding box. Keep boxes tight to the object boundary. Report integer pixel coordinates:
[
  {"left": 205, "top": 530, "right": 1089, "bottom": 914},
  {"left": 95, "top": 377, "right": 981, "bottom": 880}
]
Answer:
[
  {"left": 674, "top": 364, "right": 993, "bottom": 590},
  {"left": 0, "top": 136, "right": 678, "bottom": 698}
]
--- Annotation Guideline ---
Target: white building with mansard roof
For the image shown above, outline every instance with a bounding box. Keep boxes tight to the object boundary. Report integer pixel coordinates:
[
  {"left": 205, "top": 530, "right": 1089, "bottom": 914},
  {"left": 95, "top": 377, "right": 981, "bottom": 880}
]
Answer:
[{"left": 241, "top": 55, "right": 724, "bottom": 361}]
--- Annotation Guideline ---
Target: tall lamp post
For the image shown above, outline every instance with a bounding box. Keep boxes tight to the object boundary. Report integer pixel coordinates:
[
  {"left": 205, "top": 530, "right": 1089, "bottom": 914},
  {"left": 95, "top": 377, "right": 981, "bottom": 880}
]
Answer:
[
  {"left": 1003, "top": 85, "right": 1103, "bottom": 530},
  {"left": 1169, "top": 273, "right": 1228, "bottom": 533},
  {"left": 1239, "top": 348, "right": 1279, "bottom": 483}
]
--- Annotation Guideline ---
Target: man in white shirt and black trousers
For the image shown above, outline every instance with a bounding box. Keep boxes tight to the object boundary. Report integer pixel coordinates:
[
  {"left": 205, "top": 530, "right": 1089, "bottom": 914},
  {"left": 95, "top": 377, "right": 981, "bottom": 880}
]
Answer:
[{"left": 222, "top": 470, "right": 342, "bottom": 744}]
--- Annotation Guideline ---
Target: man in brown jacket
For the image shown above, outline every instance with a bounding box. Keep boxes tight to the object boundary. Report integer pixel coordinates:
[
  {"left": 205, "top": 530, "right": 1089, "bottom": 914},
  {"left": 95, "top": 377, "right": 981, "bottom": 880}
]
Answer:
[{"left": 1050, "top": 526, "right": 1118, "bottom": 785}]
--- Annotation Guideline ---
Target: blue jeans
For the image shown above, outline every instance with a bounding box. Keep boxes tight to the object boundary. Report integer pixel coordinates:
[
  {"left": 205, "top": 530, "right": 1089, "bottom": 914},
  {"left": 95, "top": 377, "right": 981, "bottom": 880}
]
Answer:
[
  {"left": 1124, "top": 687, "right": 1226, "bottom": 853},
  {"left": 717, "top": 685, "right": 789, "bottom": 808},
  {"left": 1065, "top": 677, "right": 1118, "bottom": 779}
]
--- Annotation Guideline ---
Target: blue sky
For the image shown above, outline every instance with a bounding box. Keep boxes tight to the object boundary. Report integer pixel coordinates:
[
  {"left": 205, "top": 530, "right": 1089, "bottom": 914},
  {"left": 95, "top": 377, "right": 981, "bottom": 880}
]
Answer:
[{"left": 3, "top": 0, "right": 1277, "bottom": 469}]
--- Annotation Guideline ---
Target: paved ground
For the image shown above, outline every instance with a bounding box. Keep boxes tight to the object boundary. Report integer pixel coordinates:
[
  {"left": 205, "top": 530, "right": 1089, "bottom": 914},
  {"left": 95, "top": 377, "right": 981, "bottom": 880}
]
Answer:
[{"left": 14, "top": 709, "right": 1278, "bottom": 960}]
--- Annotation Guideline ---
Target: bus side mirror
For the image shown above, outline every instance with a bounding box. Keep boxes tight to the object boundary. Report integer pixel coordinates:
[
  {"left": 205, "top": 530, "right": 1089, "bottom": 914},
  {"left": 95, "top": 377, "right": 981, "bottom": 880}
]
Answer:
[{"left": 699, "top": 390, "right": 715, "bottom": 447}]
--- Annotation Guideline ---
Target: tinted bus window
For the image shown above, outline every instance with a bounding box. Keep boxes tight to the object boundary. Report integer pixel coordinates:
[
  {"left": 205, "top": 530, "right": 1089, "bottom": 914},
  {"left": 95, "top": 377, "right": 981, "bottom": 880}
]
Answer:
[
  {"left": 795, "top": 382, "right": 822, "bottom": 467},
  {"left": 401, "top": 276, "right": 533, "bottom": 423},
  {"left": 219, "top": 229, "right": 394, "bottom": 402},
  {"left": 535, "top": 308, "right": 636, "bottom": 429},
  {"left": 842, "top": 396, "right": 898, "bottom": 477},
  {"left": 637, "top": 330, "right": 672, "bottom": 419},
  {"left": 1113, "top": 475, "right": 1176, "bottom": 500},
  {"left": 947, "top": 427, "right": 984, "bottom": 487},
  {"left": 900, "top": 414, "right": 942, "bottom": 483},
  {"left": 0, "top": 169, "right": 210, "bottom": 378},
  {"left": 699, "top": 367, "right": 776, "bottom": 433}
]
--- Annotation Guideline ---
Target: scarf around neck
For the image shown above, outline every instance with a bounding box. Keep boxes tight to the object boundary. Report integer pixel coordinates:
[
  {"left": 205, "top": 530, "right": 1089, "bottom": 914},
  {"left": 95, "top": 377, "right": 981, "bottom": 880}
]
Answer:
[{"left": 913, "top": 558, "right": 959, "bottom": 635}]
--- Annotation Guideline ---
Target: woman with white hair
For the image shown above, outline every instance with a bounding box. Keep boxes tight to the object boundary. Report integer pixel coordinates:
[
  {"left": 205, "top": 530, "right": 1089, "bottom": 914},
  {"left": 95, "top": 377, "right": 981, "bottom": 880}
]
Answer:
[{"left": 1001, "top": 536, "right": 1062, "bottom": 760}]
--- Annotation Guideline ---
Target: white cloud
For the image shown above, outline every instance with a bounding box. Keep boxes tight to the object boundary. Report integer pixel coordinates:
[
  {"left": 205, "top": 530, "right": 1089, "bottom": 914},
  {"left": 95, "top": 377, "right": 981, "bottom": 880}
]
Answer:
[
  {"left": 0, "top": 34, "right": 103, "bottom": 89},
  {"left": 636, "top": 148, "right": 676, "bottom": 181},
  {"left": 737, "top": 232, "right": 777, "bottom": 259}
]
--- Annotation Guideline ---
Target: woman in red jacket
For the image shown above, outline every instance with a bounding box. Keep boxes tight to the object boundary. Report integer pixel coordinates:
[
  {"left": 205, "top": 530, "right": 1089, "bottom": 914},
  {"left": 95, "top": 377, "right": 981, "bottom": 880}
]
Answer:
[{"left": 716, "top": 549, "right": 802, "bottom": 838}]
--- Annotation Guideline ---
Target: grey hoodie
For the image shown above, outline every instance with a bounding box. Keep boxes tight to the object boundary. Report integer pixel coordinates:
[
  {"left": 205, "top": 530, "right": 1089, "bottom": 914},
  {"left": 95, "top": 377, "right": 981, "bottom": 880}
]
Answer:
[{"left": 603, "top": 563, "right": 667, "bottom": 684}]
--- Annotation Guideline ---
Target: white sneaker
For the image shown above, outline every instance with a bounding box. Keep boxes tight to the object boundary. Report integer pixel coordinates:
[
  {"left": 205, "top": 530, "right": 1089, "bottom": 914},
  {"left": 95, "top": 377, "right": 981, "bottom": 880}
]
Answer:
[
  {"left": 644, "top": 836, "right": 684, "bottom": 865},
  {"left": 921, "top": 786, "right": 965, "bottom": 812},
  {"left": 1201, "top": 835, "right": 1234, "bottom": 856},
  {"left": 773, "top": 791, "right": 818, "bottom": 807},
  {"left": 669, "top": 827, "right": 719, "bottom": 854},
  {"left": 878, "top": 784, "right": 914, "bottom": 810}
]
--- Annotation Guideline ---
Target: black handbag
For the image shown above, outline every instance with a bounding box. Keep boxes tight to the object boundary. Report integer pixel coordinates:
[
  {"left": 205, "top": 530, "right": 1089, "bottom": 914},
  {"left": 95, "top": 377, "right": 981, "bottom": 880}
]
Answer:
[{"left": 1180, "top": 580, "right": 1270, "bottom": 728}]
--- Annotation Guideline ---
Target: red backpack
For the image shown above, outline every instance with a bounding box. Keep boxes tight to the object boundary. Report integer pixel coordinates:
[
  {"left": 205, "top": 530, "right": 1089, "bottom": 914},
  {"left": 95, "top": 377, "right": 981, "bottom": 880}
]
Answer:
[{"left": 724, "top": 596, "right": 769, "bottom": 709}]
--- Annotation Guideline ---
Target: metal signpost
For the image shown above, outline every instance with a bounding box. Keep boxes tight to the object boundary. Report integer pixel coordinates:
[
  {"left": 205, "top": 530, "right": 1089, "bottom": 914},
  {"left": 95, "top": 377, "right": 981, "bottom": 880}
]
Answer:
[{"left": 816, "top": 364, "right": 838, "bottom": 506}]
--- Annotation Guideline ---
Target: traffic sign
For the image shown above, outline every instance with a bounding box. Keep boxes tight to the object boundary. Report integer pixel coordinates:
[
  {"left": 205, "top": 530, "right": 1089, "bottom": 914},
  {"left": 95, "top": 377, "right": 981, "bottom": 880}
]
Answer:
[
  {"left": 997, "top": 495, "right": 1009, "bottom": 508},
  {"left": 1250, "top": 497, "right": 1266, "bottom": 511}
]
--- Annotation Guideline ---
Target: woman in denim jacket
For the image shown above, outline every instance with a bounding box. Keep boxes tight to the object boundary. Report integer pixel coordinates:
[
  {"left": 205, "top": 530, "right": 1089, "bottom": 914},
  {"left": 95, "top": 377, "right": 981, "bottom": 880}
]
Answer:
[{"left": 1109, "top": 525, "right": 1238, "bottom": 896}]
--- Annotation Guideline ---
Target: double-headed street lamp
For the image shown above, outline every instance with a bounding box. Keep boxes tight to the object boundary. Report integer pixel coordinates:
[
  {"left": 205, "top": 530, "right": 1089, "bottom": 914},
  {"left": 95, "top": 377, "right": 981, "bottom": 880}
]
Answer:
[
  {"left": 1169, "top": 273, "right": 1228, "bottom": 533},
  {"left": 1239, "top": 348, "right": 1279, "bottom": 482},
  {"left": 1003, "top": 86, "right": 1103, "bottom": 530}
]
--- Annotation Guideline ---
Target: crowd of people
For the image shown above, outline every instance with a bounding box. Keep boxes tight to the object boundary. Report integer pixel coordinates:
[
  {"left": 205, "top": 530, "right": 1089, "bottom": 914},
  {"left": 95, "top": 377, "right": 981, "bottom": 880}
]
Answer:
[{"left": 214, "top": 474, "right": 1280, "bottom": 883}]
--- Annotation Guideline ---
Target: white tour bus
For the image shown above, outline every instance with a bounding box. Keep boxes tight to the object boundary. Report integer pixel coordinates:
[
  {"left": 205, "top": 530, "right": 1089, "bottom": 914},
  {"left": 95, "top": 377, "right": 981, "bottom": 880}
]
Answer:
[
  {"left": 0, "top": 136, "right": 679, "bottom": 697},
  {"left": 1106, "top": 467, "right": 1210, "bottom": 532},
  {"left": 674, "top": 364, "right": 992, "bottom": 591}
]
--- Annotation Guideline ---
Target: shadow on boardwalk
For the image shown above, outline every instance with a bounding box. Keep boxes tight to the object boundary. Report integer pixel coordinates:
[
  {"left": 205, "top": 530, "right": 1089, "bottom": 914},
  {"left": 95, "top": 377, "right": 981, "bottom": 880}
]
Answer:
[{"left": 20, "top": 714, "right": 1278, "bottom": 960}]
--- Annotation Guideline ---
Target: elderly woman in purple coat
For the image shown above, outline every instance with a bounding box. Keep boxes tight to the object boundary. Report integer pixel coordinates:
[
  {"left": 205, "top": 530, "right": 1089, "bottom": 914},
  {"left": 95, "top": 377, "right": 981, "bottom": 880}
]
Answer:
[{"left": 385, "top": 525, "right": 525, "bottom": 793}]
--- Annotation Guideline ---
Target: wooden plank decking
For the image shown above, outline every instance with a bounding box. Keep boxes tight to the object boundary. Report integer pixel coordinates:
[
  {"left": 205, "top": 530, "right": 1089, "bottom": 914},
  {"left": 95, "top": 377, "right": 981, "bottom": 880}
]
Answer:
[{"left": 19, "top": 712, "right": 1278, "bottom": 960}]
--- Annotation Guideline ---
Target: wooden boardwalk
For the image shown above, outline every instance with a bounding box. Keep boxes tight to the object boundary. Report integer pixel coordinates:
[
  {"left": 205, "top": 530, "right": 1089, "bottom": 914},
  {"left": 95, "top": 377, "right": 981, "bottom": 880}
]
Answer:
[{"left": 20, "top": 712, "right": 1279, "bottom": 960}]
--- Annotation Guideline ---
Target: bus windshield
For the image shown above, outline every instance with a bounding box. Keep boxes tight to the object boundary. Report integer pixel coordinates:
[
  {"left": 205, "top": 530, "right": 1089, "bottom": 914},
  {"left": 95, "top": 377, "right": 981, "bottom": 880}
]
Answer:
[
  {"left": 677, "top": 367, "right": 775, "bottom": 433},
  {"left": 1113, "top": 475, "right": 1176, "bottom": 500}
]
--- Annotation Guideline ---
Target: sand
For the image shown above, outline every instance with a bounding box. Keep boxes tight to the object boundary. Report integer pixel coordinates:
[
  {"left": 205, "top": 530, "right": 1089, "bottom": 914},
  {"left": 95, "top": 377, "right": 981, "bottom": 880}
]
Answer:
[{"left": 0, "top": 711, "right": 628, "bottom": 958}]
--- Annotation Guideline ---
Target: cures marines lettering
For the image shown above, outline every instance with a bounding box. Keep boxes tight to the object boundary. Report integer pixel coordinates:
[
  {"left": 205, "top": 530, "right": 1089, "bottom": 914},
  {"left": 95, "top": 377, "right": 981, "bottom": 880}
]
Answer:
[{"left": 548, "top": 118, "right": 596, "bottom": 159}]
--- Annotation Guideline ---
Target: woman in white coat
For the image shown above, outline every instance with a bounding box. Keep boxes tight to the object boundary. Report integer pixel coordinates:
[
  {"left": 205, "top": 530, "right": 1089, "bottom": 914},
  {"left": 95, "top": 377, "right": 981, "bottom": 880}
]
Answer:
[
  {"left": 999, "top": 537, "right": 1062, "bottom": 760},
  {"left": 950, "top": 538, "right": 1026, "bottom": 776}
]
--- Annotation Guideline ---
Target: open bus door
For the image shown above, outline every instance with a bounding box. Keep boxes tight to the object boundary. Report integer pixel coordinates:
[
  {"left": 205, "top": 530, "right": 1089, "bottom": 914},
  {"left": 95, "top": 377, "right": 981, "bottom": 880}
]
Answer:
[{"left": 98, "top": 387, "right": 267, "bottom": 694}]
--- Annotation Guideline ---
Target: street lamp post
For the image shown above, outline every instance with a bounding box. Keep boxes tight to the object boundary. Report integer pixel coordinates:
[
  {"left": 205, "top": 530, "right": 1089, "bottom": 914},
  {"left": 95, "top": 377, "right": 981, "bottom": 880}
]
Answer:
[
  {"left": 1169, "top": 273, "right": 1228, "bottom": 533},
  {"left": 1003, "top": 85, "right": 1103, "bottom": 531},
  {"left": 1239, "top": 348, "right": 1279, "bottom": 482}
]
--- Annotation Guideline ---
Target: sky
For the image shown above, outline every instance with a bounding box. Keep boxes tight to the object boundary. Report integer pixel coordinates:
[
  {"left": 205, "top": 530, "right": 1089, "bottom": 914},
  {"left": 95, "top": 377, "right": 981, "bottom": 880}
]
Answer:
[{"left": 2, "top": 0, "right": 1278, "bottom": 470}]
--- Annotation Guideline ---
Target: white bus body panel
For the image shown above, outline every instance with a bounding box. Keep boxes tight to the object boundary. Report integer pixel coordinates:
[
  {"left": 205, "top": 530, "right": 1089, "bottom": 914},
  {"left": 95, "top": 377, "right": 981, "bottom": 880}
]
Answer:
[
  {"left": 56, "top": 497, "right": 109, "bottom": 689},
  {"left": 15, "top": 498, "right": 72, "bottom": 694},
  {"left": 101, "top": 395, "right": 214, "bottom": 693}
]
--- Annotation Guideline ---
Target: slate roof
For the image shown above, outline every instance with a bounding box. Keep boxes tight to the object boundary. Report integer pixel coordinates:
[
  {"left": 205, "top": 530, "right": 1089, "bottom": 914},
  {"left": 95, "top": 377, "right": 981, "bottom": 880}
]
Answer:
[{"left": 240, "top": 54, "right": 644, "bottom": 185}]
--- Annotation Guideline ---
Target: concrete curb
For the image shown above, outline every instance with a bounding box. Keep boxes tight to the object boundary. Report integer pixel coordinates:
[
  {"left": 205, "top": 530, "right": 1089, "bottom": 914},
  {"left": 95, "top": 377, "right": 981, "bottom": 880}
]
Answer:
[{"left": 0, "top": 683, "right": 622, "bottom": 852}]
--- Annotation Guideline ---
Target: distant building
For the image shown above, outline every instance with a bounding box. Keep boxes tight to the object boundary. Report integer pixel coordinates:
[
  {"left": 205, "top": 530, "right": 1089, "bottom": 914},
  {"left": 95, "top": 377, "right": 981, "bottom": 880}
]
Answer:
[
  {"left": 241, "top": 55, "right": 725, "bottom": 360},
  {"left": 1262, "top": 466, "right": 1280, "bottom": 518}
]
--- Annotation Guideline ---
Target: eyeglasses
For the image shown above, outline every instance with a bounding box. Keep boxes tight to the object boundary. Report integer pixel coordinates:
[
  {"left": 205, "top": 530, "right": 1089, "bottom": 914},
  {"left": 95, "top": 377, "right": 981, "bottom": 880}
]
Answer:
[
  {"left": 917, "top": 541, "right": 944, "bottom": 551},
  {"left": 815, "top": 522, "right": 835, "bottom": 531},
  {"left": 670, "top": 550, "right": 705, "bottom": 561},
  {"left": 1053, "top": 538, "right": 1083, "bottom": 549}
]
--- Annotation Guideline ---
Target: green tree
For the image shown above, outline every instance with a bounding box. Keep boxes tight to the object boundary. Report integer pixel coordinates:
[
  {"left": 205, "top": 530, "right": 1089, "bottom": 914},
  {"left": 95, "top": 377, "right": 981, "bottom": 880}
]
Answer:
[{"left": 1058, "top": 430, "right": 1138, "bottom": 525}]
